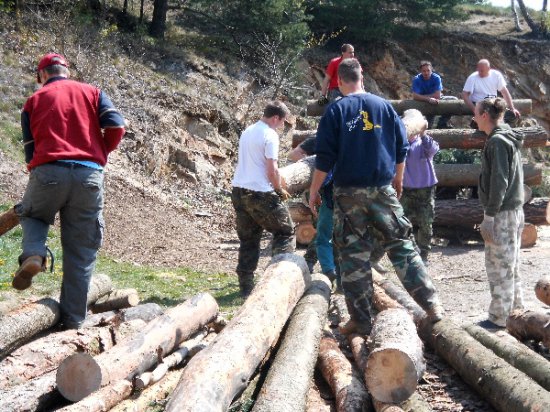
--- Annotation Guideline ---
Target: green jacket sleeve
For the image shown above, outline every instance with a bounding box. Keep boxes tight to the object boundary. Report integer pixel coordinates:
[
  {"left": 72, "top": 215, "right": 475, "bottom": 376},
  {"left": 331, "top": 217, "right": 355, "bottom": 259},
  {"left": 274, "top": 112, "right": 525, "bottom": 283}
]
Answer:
[{"left": 484, "top": 137, "right": 511, "bottom": 217}]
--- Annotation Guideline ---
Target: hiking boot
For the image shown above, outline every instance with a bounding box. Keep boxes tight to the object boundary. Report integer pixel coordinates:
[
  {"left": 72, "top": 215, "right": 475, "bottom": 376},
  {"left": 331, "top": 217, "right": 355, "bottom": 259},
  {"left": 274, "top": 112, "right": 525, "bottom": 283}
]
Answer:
[
  {"left": 371, "top": 261, "right": 388, "bottom": 273},
  {"left": 425, "top": 303, "right": 445, "bottom": 323},
  {"left": 12, "top": 255, "right": 45, "bottom": 290},
  {"left": 339, "top": 319, "right": 372, "bottom": 336},
  {"left": 238, "top": 272, "right": 254, "bottom": 298}
]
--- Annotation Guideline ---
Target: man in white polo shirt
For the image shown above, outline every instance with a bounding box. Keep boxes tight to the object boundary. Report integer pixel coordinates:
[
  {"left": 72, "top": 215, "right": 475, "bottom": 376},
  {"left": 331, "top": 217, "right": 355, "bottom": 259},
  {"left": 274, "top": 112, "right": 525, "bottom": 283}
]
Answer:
[
  {"left": 231, "top": 101, "right": 295, "bottom": 297},
  {"left": 463, "top": 59, "right": 521, "bottom": 124}
]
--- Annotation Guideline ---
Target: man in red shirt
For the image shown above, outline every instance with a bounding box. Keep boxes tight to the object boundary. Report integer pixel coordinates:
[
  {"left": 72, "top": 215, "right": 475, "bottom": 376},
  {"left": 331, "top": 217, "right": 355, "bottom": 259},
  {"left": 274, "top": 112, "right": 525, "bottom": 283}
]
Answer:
[
  {"left": 13, "top": 53, "right": 125, "bottom": 329},
  {"left": 320, "top": 44, "right": 356, "bottom": 102}
]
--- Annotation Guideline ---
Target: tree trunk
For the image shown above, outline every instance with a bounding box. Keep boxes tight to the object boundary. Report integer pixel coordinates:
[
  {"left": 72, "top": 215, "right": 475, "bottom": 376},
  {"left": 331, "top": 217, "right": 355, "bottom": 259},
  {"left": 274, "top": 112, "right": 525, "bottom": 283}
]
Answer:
[
  {"left": 366, "top": 309, "right": 425, "bottom": 404},
  {"left": 0, "top": 319, "right": 145, "bottom": 389},
  {"left": 516, "top": 0, "right": 543, "bottom": 35},
  {"left": 288, "top": 202, "right": 313, "bottom": 223},
  {"left": 0, "top": 207, "right": 19, "bottom": 237},
  {"left": 89, "top": 288, "right": 140, "bottom": 313},
  {"left": 521, "top": 222, "right": 537, "bottom": 248},
  {"left": 296, "top": 222, "right": 316, "bottom": 245},
  {"left": 139, "top": 0, "right": 144, "bottom": 22},
  {"left": 280, "top": 156, "right": 316, "bottom": 195},
  {"left": 164, "top": 253, "right": 311, "bottom": 412},
  {"left": 511, "top": 0, "right": 523, "bottom": 31},
  {"left": 306, "top": 99, "right": 533, "bottom": 117},
  {"left": 252, "top": 275, "right": 332, "bottom": 412},
  {"left": 434, "top": 198, "right": 550, "bottom": 227},
  {"left": 507, "top": 309, "right": 550, "bottom": 347},
  {"left": 430, "top": 126, "right": 547, "bottom": 150},
  {"left": 57, "top": 379, "right": 133, "bottom": 412},
  {"left": 524, "top": 184, "right": 533, "bottom": 203},
  {"left": 0, "top": 370, "right": 62, "bottom": 412},
  {"left": 465, "top": 324, "right": 550, "bottom": 391},
  {"left": 0, "top": 297, "right": 60, "bottom": 360},
  {"left": 292, "top": 130, "right": 316, "bottom": 148},
  {"left": 435, "top": 163, "right": 542, "bottom": 187},
  {"left": 317, "top": 333, "right": 371, "bottom": 412},
  {"left": 56, "top": 293, "right": 218, "bottom": 402},
  {"left": 82, "top": 302, "right": 163, "bottom": 328},
  {"left": 535, "top": 276, "right": 550, "bottom": 306},
  {"left": 149, "top": 0, "right": 168, "bottom": 38}
]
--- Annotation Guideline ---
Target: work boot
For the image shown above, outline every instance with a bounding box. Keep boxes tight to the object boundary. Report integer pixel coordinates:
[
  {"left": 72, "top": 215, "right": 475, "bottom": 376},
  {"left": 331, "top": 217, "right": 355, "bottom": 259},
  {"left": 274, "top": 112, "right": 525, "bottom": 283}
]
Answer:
[
  {"left": 425, "top": 303, "right": 445, "bottom": 323},
  {"left": 12, "top": 255, "right": 45, "bottom": 290},
  {"left": 237, "top": 272, "right": 254, "bottom": 298}
]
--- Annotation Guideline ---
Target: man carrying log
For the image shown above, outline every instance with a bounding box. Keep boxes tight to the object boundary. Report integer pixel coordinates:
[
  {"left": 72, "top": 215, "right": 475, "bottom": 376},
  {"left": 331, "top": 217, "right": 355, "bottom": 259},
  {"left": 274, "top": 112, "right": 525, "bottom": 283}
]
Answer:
[
  {"left": 475, "top": 97, "right": 525, "bottom": 328},
  {"left": 319, "top": 43, "right": 356, "bottom": 104},
  {"left": 231, "top": 101, "right": 295, "bottom": 297},
  {"left": 309, "top": 58, "right": 444, "bottom": 335},
  {"left": 12, "top": 53, "right": 126, "bottom": 329}
]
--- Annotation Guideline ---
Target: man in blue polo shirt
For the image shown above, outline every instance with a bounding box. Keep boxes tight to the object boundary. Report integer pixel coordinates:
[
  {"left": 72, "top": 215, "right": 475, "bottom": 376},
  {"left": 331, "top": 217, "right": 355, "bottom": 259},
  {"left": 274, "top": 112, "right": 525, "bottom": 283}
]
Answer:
[{"left": 412, "top": 61, "right": 454, "bottom": 129}]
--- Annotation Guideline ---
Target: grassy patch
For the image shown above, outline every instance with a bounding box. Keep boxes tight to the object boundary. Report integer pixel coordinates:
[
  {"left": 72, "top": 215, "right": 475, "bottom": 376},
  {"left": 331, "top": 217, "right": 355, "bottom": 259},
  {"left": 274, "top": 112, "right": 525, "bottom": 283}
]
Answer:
[
  {"left": 0, "top": 203, "right": 243, "bottom": 317},
  {"left": 458, "top": 3, "right": 510, "bottom": 16},
  {"left": 0, "top": 120, "right": 24, "bottom": 162}
]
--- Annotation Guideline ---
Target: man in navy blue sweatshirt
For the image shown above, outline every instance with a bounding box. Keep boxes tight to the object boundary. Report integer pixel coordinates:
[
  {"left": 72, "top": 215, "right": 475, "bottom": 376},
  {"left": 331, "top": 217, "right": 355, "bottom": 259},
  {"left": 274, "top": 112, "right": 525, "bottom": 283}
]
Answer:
[{"left": 308, "top": 58, "right": 443, "bottom": 335}]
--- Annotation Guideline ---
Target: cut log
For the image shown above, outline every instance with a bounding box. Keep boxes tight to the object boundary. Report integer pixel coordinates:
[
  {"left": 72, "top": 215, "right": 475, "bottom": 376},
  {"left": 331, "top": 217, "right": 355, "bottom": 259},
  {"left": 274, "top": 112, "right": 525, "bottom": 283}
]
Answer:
[
  {"left": 0, "top": 370, "right": 62, "bottom": 412},
  {"left": 56, "top": 379, "right": 133, "bottom": 412},
  {"left": 252, "top": 274, "right": 332, "bottom": 412},
  {"left": 429, "top": 126, "right": 546, "bottom": 150},
  {"left": 366, "top": 309, "right": 425, "bottom": 404},
  {"left": 56, "top": 292, "right": 219, "bottom": 402},
  {"left": 89, "top": 288, "right": 140, "bottom": 313},
  {"left": 279, "top": 156, "right": 316, "bottom": 195},
  {"left": 0, "top": 297, "right": 60, "bottom": 360},
  {"left": 81, "top": 302, "right": 164, "bottom": 328},
  {"left": 465, "top": 324, "right": 550, "bottom": 391},
  {"left": 296, "top": 222, "right": 316, "bottom": 245},
  {"left": 164, "top": 253, "right": 311, "bottom": 412},
  {"left": 521, "top": 223, "right": 537, "bottom": 248},
  {"left": 317, "top": 333, "right": 371, "bottom": 412},
  {"left": 535, "top": 276, "right": 550, "bottom": 306},
  {"left": 434, "top": 198, "right": 550, "bottom": 227},
  {"left": 288, "top": 201, "right": 313, "bottom": 223},
  {"left": 373, "top": 284, "right": 404, "bottom": 313},
  {"left": 524, "top": 184, "right": 533, "bottom": 204},
  {"left": 0, "top": 207, "right": 19, "bottom": 236},
  {"left": 86, "top": 273, "right": 113, "bottom": 305},
  {"left": 306, "top": 99, "right": 533, "bottom": 118},
  {"left": 507, "top": 309, "right": 550, "bottom": 347},
  {"left": 0, "top": 319, "right": 146, "bottom": 389},
  {"left": 434, "top": 163, "right": 542, "bottom": 187},
  {"left": 292, "top": 129, "right": 316, "bottom": 148}
]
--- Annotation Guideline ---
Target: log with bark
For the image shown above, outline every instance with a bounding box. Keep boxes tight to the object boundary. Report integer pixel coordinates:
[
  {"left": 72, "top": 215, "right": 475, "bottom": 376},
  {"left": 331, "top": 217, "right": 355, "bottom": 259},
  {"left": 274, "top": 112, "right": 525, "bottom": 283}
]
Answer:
[
  {"left": 0, "top": 319, "right": 146, "bottom": 389},
  {"left": 86, "top": 273, "right": 114, "bottom": 305},
  {"left": 57, "top": 379, "right": 133, "bottom": 412},
  {"left": 81, "top": 302, "right": 164, "bottom": 328},
  {"left": 56, "top": 292, "right": 219, "bottom": 402},
  {"left": 252, "top": 274, "right": 332, "bottom": 412},
  {"left": 465, "top": 324, "right": 550, "bottom": 391},
  {"left": 280, "top": 156, "right": 316, "bottom": 195},
  {"left": 288, "top": 201, "right": 313, "bottom": 223},
  {"left": 306, "top": 99, "right": 533, "bottom": 117},
  {"left": 507, "top": 309, "right": 550, "bottom": 348},
  {"left": 429, "top": 126, "right": 546, "bottom": 150},
  {"left": 317, "top": 332, "right": 372, "bottom": 412},
  {"left": 89, "top": 288, "right": 140, "bottom": 314},
  {"left": 535, "top": 276, "right": 550, "bottom": 306},
  {"left": 366, "top": 309, "right": 425, "bottom": 404},
  {"left": 433, "top": 223, "right": 537, "bottom": 249},
  {"left": 296, "top": 221, "right": 316, "bottom": 245},
  {"left": 0, "top": 206, "right": 19, "bottom": 237},
  {"left": 0, "top": 370, "right": 62, "bottom": 412},
  {"left": 164, "top": 253, "right": 311, "bottom": 412},
  {"left": 521, "top": 222, "right": 537, "bottom": 248},
  {"left": 292, "top": 129, "right": 316, "bottom": 148},
  {"left": 434, "top": 163, "right": 542, "bottom": 187},
  {"left": 524, "top": 184, "right": 533, "bottom": 204},
  {"left": 434, "top": 198, "right": 550, "bottom": 227}
]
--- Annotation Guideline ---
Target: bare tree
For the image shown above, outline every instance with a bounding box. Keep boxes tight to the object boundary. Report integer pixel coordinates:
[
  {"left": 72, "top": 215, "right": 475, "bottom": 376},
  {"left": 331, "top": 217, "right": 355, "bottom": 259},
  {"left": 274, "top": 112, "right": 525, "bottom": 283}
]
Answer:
[
  {"left": 511, "top": 0, "right": 522, "bottom": 31},
  {"left": 150, "top": 0, "right": 168, "bottom": 38},
  {"left": 515, "top": 0, "right": 549, "bottom": 37}
]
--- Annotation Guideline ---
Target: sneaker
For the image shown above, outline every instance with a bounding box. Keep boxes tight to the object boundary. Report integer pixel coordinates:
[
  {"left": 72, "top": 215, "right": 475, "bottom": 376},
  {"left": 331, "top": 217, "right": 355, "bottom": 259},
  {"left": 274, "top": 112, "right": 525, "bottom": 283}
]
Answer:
[
  {"left": 425, "top": 304, "right": 444, "bottom": 323},
  {"left": 12, "top": 255, "right": 45, "bottom": 290},
  {"left": 371, "top": 261, "right": 388, "bottom": 273},
  {"left": 339, "top": 319, "right": 372, "bottom": 336}
]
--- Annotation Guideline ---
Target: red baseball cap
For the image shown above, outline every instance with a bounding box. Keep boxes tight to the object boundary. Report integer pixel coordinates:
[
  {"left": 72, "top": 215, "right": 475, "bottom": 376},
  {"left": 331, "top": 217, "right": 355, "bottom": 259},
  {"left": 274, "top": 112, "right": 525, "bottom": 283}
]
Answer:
[{"left": 37, "top": 53, "right": 69, "bottom": 71}]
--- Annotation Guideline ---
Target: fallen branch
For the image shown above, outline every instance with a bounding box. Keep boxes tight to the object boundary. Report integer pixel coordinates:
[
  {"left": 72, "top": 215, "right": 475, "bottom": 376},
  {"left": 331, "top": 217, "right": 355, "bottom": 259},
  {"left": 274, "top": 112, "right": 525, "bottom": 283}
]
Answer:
[{"left": 89, "top": 288, "right": 140, "bottom": 313}]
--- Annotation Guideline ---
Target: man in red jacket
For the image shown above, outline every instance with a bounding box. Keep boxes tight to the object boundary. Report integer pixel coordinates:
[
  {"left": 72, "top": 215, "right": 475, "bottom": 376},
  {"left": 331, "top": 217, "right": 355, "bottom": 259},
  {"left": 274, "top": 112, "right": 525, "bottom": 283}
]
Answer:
[{"left": 13, "top": 53, "right": 125, "bottom": 329}]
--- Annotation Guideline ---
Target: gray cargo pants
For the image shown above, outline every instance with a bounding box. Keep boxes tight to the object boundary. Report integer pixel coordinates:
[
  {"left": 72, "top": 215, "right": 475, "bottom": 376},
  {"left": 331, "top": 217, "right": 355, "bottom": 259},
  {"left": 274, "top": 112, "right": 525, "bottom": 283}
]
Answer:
[{"left": 18, "top": 162, "right": 104, "bottom": 328}]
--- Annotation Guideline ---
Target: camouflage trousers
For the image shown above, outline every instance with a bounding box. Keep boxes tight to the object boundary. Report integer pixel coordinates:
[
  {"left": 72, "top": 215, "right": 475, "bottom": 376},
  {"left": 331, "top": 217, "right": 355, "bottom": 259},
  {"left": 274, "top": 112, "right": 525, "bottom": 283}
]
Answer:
[
  {"left": 400, "top": 185, "right": 436, "bottom": 257},
  {"left": 333, "top": 185, "right": 440, "bottom": 324},
  {"left": 485, "top": 208, "right": 524, "bottom": 326},
  {"left": 231, "top": 187, "right": 295, "bottom": 276}
]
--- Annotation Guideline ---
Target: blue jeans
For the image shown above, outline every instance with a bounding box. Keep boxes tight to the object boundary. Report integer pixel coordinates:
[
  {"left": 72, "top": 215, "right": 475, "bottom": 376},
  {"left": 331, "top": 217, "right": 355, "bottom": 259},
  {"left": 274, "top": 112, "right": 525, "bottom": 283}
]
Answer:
[
  {"left": 18, "top": 163, "right": 104, "bottom": 328},
  {"left": 316, "top": 198, "right": 336, "bottom": 274}
]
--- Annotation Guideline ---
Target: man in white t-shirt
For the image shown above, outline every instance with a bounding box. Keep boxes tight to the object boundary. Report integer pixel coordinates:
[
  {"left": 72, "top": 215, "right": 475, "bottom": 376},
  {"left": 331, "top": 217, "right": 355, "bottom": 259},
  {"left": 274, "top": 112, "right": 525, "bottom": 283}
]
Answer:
[
  {"left": 463, "top": 59, "right": 521, "bottom": 120},
  {"left": 231, "top": 101, "right": 295, "bottom": 297}
]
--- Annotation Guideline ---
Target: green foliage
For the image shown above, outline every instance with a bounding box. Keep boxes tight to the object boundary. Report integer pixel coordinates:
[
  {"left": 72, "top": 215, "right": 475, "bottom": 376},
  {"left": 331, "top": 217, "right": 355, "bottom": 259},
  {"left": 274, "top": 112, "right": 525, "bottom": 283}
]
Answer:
[
  {"left": 0, "top": 120, "right": 24, "bottom": 162},
  {"left": 434, "top": 148, "right": 481, "bottom": 164}
]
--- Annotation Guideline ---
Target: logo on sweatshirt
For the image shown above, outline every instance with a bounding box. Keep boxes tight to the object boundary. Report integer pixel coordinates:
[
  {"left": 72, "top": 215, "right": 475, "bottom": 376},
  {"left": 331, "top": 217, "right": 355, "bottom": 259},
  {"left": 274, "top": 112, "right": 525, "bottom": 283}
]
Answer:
[{"left": 346, "top": 111, "right": 381, "bottom": 132}]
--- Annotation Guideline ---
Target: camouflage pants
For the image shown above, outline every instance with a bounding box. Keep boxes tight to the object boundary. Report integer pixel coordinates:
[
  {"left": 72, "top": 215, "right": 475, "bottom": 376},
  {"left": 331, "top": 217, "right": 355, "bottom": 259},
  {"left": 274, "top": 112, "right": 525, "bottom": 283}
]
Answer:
[
  {"left": 333, "top": 185, "right": 440, "bottom": 324},
  {"left": 231, "top": 187, "right": 295, "bottom": 276},
  {"left": 400, "top": 186, "right": 436, "bottom": 257},
  {"left": 485, "top": 208, "right": 524, "bottom": 326}
]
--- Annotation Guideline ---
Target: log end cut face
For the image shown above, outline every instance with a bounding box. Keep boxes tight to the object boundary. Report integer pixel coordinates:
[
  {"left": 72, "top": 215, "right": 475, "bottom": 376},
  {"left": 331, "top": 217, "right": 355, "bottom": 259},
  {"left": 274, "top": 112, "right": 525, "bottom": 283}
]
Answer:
[
  {"left": 365, "top": 348, "right": 418, "bottom": 404},
  {"left": 56, "top": 352, "right": 103, "bottom": 402}
]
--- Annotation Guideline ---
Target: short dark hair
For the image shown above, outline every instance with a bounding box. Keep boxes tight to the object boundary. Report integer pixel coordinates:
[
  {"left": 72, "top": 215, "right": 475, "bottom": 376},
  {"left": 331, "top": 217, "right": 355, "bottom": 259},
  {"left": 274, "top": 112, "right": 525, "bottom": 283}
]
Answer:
[
  {"left": 337, "top": 58, "right": 361, "bottom": 84},
  {"left": 477, "top": 97, "right": 507, "bottom": 121},
  {"left": 263, "top": 101, "right": 290, "bottom": 119},
  {"left": 44, "top": 64, "right": 69, "bottom": 77},
  {"left": 341, "top": 43, "right": 353, "bottom": 53},
  {"left": 419, "top": 60, "right": 432, "bottom": 69}
]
